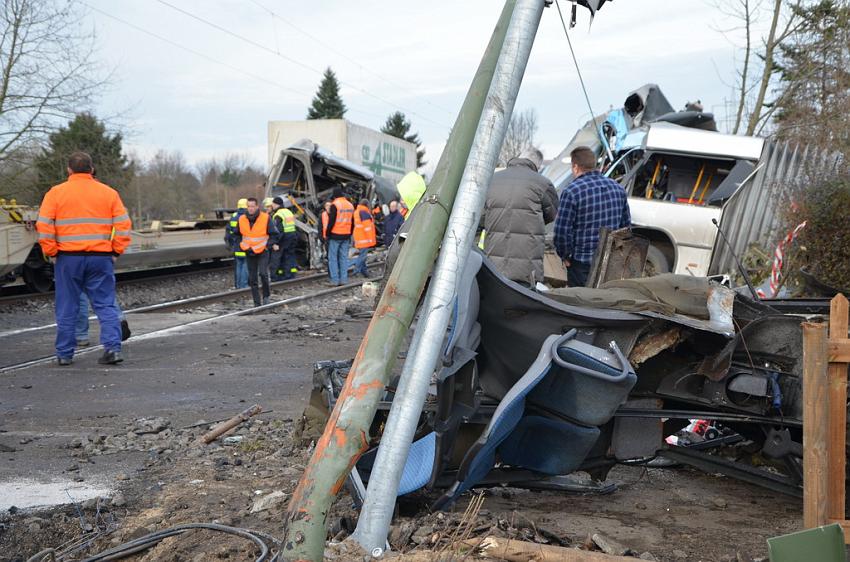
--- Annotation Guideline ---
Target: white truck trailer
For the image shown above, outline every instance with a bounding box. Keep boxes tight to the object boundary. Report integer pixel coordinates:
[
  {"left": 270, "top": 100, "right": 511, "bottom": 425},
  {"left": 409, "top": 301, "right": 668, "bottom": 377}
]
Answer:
[{"left": 267, "top": 119, "right": 417, "bottom": 184}]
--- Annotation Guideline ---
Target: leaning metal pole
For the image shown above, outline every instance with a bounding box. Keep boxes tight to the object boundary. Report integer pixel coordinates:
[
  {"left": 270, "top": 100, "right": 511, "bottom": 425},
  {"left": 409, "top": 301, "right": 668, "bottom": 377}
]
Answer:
[
  {"left": 280, "top": 3, "right": 518, "bottom": 560},
  {"left": 351, "top": 0, "right": 545, "bottom": 553}
]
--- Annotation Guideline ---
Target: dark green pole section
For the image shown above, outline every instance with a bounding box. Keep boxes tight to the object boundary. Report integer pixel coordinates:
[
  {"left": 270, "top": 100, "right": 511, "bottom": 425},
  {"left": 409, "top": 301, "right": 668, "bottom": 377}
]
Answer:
[{"left": 280, "top": 2, "right": 518, "bottom": 560}]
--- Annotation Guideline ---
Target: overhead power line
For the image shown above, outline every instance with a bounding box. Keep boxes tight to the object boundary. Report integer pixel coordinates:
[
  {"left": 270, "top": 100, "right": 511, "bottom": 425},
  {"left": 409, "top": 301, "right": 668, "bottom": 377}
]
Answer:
[
  {"left": 555, "top": 0, "right": 613, "bottom": 161},
  {"left": 156, "top": 0, "right": 452, "bottom": 130},
  {"left": 246, "top": 0, "right": 455, "bottom": 118},
  {"left": 81, "top": 2, "right": 386, "bottom": 123}
]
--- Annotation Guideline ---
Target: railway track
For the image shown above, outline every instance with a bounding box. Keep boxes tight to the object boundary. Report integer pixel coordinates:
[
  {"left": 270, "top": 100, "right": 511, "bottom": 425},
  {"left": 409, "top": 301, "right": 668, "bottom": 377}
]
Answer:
[
  {"left": 0, "top": 262, "right": 383, "bottom": 374},
  {"left": 0, "top": 260, "right": 233, "bottom": 305}
]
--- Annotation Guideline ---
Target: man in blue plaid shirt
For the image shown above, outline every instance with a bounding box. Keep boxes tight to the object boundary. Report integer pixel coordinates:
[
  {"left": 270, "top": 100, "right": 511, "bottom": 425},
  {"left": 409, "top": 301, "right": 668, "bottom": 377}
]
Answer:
[{"left": 554, "top": 146, "right": 631, "bottom": 287}]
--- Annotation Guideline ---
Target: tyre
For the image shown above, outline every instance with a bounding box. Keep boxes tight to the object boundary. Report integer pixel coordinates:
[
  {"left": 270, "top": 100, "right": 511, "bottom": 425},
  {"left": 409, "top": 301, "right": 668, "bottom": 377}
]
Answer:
[
  {"left": 22, "top": 263, "right": 53, "bottom": 293},
  {"left": 645, "top": 245, "right": 671, "bottom": 277}
]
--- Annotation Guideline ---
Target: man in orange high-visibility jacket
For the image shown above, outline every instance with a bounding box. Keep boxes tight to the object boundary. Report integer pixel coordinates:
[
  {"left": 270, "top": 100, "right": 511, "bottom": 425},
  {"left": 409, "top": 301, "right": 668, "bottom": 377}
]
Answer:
[
  {"left": 352, "top": 198, "right": 377, "bottom": 277},
  {"left": 37, "top": 151, "right": 132, "bottom": 366},
  {"left": 237, "top": 197, "right": 280, "bottom": 307},
  {"left": 324, "top": 185, "right": 354, "bottom": 285}
]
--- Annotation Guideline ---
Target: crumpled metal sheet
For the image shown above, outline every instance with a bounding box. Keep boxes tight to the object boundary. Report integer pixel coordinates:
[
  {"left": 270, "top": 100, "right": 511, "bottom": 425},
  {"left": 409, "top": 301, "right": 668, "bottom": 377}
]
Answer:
[{"left": 629, "top": 326, "right": 683, "bottom": 365}]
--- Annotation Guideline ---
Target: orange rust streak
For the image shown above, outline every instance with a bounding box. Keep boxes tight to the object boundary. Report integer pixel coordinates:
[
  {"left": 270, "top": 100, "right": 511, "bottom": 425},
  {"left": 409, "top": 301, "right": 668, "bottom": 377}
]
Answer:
[{"left": 330, "top": 430, "right": 370, "bottom": 495}]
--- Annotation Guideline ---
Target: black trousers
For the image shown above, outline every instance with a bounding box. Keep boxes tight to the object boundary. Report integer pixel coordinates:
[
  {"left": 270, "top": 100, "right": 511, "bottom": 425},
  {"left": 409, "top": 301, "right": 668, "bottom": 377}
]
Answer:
[
  {"left": 567, "top": 260, "right": 591, "bottom": 288},
  {"left": 246, "top": 252, "right": 270, "bottom": 305},
  {"left": 268, "top": 248, "right": 283, "bottom": 280}
]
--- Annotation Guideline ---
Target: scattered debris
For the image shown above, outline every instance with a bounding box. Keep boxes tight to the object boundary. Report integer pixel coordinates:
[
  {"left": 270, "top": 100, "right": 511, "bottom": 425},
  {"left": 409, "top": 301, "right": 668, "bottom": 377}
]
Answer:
[
  {"left": 250, "top": 490, "right": 287, "bottom": 514},
  {"left": 591, "top": 533, "right": 631, "bottom": 556},
  {"left": 201, "top": 404, "right": 263, "bottom": 444},
  {"left": 465, "top": 536, "right": 636, "bottom": 561}
]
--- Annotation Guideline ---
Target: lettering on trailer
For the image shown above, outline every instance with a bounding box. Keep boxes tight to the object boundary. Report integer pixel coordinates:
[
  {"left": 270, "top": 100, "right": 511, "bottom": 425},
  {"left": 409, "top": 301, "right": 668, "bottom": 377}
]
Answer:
[{"left": 361, "top": 142, "right": 407, "bottom": 177}]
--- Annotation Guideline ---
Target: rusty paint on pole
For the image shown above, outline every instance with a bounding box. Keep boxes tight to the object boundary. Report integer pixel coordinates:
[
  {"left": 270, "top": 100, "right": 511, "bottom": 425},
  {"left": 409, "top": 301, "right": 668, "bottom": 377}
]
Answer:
[{"left": 280, "top": 2, "right": 518, "bottom": 560}]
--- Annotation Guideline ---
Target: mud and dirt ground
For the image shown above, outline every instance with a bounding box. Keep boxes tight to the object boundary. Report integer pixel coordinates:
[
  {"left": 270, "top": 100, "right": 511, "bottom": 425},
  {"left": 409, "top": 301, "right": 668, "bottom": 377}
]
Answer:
[{"left": 0, "top": 287, "right": 804, "bottom": 561}]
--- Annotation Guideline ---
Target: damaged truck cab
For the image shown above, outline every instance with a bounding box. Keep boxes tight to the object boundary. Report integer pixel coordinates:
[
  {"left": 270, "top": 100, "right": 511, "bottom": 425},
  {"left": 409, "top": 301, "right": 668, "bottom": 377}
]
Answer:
[{"left": 265, "top": 139, "right": 399, "bottom": 269}]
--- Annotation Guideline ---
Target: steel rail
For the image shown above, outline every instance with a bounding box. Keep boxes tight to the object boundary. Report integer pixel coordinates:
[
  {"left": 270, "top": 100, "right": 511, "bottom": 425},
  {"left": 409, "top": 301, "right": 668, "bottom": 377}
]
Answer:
[
  {"left": 0, "top": 261, "right": 234, "bottom": 304},
  {"left": 0, "top": 277, "right": 376, "bottom": 375},
  {"left": 0, "top": 262, "right": 384, "bottom": 338}
]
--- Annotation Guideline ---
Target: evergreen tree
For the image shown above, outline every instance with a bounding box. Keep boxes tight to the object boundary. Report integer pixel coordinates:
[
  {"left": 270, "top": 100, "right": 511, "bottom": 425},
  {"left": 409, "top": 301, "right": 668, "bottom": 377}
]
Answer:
[
  {"left": 774, "top": 1, "right": 850, "bottom": 155},
  {"left": 34, "top": 113, "right": 133, "bottom": 199},
  {"left": 381, "top": 111, "right": 427, "bottom": 170},
  {"left": 307, "top": 68, "right": 347, "bottom": 120}
]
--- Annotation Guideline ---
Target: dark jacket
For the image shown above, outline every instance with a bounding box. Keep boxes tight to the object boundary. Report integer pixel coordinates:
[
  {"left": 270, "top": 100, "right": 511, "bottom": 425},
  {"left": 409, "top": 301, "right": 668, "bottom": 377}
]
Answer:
[
  {"left": 225, "top": 208, "right": 247, "bottom": 253},
  {"left": 482, "top": 157, "right": 559, "bottom": 284},
  {"left": 383, "top": 211, "right": 404, "bottom": 246},
  {"left": 236, "top": 211, "right": 280, "bottom": 255}
]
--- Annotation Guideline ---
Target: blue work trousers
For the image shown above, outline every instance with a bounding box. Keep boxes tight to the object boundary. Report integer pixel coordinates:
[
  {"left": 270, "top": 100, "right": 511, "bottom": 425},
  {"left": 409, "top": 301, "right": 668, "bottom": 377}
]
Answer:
[
  {"left": 327, "top": 238, "right": 350, "bottom": 285},
  {"left": 353, "top": 246, "right": 370, "bottom": 276},
  {"left": 234, "top": 255, "right": 248, "bottom": 288},
  {"left": 55, "top": 254, "right": 121, "bottom": 358},
  {"left": 76, "top": 292, "right": 125, "bottom": 343}
]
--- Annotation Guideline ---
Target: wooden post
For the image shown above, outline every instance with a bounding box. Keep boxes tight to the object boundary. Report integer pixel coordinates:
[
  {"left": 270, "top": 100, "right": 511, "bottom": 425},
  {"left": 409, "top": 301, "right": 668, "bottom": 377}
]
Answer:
[
  {"left": 803, "top": 320, "right": 830, "bottom": 529},
  {"left": 828, "top": 295, "right": 849, "bottom": 522}
]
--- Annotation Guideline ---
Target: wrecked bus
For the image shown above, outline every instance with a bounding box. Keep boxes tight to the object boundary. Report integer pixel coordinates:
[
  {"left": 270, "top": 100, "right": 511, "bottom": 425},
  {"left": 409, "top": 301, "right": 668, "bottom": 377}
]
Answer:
[
  {"left": 312, "top": 251, "right": 812, "bottom": 506},
  {"left": 542, "top": 86, "right": 833, "bottom": 283}
]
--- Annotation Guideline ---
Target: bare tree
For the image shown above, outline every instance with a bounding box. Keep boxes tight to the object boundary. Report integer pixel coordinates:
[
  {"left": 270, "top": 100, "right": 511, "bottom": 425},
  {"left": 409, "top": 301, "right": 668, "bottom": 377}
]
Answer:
[
  {"left": 498, "top": 108, "right": 539, "bottom": 167},
  {"left": 0, "top": 0, "right": 105, "bottom": 163},
  {"left": 712, "top": 0, "right": 801, "bottom": 135},
  {"left": 197, "top": 153, "right": 264, "bottom": 210}
]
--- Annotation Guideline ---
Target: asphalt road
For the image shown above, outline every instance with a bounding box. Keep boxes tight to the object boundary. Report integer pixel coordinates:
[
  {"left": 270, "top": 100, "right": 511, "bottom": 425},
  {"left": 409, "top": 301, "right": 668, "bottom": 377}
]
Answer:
[{"left": 0, "top": 305, "right": 368, "bottom": 509}]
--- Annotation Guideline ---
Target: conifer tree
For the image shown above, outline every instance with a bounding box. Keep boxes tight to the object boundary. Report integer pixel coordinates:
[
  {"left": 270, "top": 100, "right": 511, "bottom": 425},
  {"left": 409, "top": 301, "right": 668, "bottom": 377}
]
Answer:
[
  {"left": 381, "top": 111, "right": 427, "bottom": 169},
  {"left": 307, "top": 68, "right": 347, "bottom": 120}
]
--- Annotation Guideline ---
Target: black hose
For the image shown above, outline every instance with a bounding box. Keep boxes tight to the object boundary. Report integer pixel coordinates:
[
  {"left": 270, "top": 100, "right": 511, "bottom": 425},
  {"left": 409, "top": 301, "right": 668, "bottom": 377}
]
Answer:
[{"left": 77, "top": 523, "right": 274, "bottom": 562}]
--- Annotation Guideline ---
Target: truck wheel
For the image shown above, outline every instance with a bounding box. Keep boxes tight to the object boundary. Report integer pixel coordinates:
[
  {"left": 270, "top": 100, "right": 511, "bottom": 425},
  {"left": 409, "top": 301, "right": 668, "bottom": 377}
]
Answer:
[
  {"left": 645, "top": 245, "right": 671, "bottom": 277},
  {"left": 22, "top": 263, "right": 53, "bottom": 293}
]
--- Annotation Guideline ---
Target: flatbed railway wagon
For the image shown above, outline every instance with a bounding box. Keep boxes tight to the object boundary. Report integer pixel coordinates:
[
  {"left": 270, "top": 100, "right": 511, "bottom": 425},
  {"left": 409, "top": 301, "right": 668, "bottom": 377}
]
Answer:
[{"left": 0, "top": 201, "right": 230, "bottom": 292}]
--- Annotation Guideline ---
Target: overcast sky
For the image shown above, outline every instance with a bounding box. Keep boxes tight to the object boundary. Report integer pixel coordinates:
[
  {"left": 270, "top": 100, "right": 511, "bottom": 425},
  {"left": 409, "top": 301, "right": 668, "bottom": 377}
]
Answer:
[{"left": 85, "top": 1, "right": 760, "bottom": 175}]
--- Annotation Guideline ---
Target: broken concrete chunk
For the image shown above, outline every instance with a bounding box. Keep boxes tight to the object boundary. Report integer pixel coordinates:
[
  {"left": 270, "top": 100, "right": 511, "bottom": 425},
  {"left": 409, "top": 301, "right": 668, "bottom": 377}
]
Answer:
[
  {"left": 592, "top": 533, "right": 629, "bottom": 556},
  {"left": 110, "top": 492, "right": 126, "bottom": 507},
  {"left": 132, "top": 417, "right": 171, "bottom": 435},
  {"left": 249, "top": 490, "right": 286, "bottom": 513}
]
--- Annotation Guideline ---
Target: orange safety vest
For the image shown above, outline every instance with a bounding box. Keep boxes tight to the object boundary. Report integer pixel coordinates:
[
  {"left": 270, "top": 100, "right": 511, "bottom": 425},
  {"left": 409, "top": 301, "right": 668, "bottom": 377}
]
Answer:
[
  {"left": 330, "top": 197, "right": 354, "bottom": 236},
  {"left": 36, "top": 173, "right": 132, "bottom": 257},
  {"left": 238, "top": 211, "right": 270, "bottom": 254},
  {"left": 321, "top": 211, "right": 329, "bottom": 239},
  {"left": 353, "top": 204, "right": 377, "bottom": 249}
]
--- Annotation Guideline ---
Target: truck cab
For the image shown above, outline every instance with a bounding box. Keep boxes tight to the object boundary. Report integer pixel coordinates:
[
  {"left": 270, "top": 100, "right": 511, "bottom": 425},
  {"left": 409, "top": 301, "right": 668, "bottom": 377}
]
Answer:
[{"left": 265, "top": 138, "right": 399, "bottom": 269}]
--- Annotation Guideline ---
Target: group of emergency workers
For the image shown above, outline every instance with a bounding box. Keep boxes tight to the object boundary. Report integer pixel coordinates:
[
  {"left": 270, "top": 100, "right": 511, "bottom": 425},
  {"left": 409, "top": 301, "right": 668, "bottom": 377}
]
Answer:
[
  {"left": 317, "top": 185, "right": 405, "bottom": 285},
  {"left": 223, "top": 183, "right": 409, "bottom": 300}
]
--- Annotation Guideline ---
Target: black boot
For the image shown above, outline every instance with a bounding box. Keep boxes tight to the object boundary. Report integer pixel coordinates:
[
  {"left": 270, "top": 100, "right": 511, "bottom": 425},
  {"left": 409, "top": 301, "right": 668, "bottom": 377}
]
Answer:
[
  {"left": 98, "top": 350, "right": 124, "bottom": 365},
  {"left": 120, "top": 319, "right": 131, "bottom": 341}
]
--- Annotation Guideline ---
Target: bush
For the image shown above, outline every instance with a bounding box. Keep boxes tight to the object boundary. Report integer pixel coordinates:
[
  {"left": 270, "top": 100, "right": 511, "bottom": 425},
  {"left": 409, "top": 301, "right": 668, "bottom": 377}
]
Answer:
[{"left": 795, "top": 176, "right": 850, "bottom": 291}]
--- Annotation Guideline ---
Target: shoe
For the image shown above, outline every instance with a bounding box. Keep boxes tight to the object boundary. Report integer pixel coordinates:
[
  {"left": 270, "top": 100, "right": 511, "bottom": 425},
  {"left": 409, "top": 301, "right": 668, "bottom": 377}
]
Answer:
[
  {"left": 98, "top": 351, "right": 123, "bottom": 365},
  {"left": 57, "top": 357, "right": 73, "bottom": 366},
  {"left": 120, "top": 319, "right": 131, "bottom": 341},
  {"left": 76, "top": 339, "right": 90, "bottom": 348},
  {"left": 262, "top": 297, "right": 270, "bottom": 305}
]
